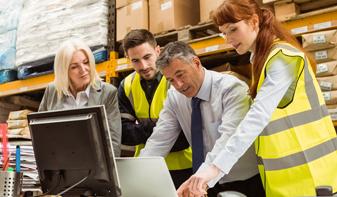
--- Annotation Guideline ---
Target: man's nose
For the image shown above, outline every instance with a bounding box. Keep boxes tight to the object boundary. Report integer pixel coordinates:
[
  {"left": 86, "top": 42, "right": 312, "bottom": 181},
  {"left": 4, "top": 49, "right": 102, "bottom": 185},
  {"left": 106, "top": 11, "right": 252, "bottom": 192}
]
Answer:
[
  {"left": 175, "top": 79, "right": 184, "bottom": 90},
  {"left": 139, "top": 59, "right": 149, "bottom": 70}
]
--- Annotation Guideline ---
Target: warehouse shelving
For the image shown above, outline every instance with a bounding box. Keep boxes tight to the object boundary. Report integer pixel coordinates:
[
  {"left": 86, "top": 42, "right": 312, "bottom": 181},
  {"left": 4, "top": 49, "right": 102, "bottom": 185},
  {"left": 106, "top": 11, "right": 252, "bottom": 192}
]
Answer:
[
  {"left": 283, "top": 6, "right": 337, "bottom": 35},
  {"left": 1, "top": 8, "right": 337, "bottom": 98},
  {"left": 115, "top": 35, "right": 233, "bottom": 72},
  {"left": 0, "top": 59, "right": 116, "bottom": 97}
]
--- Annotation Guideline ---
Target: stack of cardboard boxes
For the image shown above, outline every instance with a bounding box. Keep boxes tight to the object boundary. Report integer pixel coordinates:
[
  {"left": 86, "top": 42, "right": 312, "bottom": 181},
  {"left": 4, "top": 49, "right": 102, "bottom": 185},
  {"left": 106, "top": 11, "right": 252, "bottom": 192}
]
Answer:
[
  {"left": 116, "top": 0, "right": 200, "bottom": 41},
  {"left": 302, "top": 30, "right": 337, "bottom": 119},
  {"left": 6, "top": 109, "right": 32, "bottom": 138},
  {"left": 274, "top": 1, "right": 299, "bottom": 21},
  {"left": 198, "top": 0, "right": 223, "bottom": 23},
  {"left": 262, "top": 0, "right": 299, "bottom": 21},
  {"left": 116, "top": 0, "right": 226, "bottom": 41},
  {"left": 266, "top": 0, "right": 337, "bottom": 22},
  {"left": 116, "top": 0, "right": 149, "bottom": 41}
]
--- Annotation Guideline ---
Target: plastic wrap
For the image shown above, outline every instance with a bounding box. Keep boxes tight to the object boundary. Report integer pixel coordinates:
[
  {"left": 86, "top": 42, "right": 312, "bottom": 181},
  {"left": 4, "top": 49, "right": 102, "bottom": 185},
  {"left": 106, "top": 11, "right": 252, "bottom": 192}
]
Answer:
[
  {"left": 16, "top": 0, "right": 109, "bottom": 66},
  {"left": 0, "top": 0, "right": 23, "bottom": 70},
  {"left": 0, "top": 31, "right": 16, "bottom": 70}
]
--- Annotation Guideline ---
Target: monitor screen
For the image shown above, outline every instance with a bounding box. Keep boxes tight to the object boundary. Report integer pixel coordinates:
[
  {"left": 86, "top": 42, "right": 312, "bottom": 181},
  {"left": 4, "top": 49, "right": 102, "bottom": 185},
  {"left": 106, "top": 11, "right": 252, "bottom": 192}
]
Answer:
[{"left": 28, "top": 105, "right": 121, "bottom": 197}]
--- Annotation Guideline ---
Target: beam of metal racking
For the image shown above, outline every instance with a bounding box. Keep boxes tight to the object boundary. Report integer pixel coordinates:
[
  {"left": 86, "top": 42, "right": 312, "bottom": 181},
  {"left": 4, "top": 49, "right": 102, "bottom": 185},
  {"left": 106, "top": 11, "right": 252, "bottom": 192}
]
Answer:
[
  {"left": 0, "top": 62, "right": 106, "bottom": 97},
  {"left": 2, "top": 8, "right": 337, "bottom": 97}
]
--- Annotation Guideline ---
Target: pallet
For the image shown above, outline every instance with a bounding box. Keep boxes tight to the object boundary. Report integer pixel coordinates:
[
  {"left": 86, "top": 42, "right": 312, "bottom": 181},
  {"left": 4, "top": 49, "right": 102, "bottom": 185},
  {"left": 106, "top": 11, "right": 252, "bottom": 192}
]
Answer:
[
  {"left": 115, "top": 22, "right": 221, "bottom": 58},
  {"left": 273, "top": 0, "right": 337, "bottom": 21},
  {"left": 17, "top": 56, "right": 54, "bottom": 80},
  {"left": 16, "top": 46, "right": 108, "bottom": 80},
  {"left": 154, "top": 22, "right": 220, "bottom": 48},
  {"left": 0, "top": 69, "right": 17, "bottom": 84}
]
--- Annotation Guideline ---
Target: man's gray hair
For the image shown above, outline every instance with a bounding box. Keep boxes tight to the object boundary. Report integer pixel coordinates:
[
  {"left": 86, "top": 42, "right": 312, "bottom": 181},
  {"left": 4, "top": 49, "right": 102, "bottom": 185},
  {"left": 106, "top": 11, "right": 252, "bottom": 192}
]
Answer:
[{"left": 156, "top": 41, "right": 197, "bottom": 71}]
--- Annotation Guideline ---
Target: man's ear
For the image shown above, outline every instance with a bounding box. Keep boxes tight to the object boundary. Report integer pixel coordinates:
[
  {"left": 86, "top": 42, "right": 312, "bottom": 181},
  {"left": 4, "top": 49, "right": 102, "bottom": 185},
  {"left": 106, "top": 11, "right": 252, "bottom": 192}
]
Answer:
[
  {"left": 155, "top": 45, "right": 161, "bottom": 56},
  {"left": 124, "top": 50, "right": 129, "bottom": 59},
  {"left": 193, "top": 56, "right": 201, "bottom": 68}
]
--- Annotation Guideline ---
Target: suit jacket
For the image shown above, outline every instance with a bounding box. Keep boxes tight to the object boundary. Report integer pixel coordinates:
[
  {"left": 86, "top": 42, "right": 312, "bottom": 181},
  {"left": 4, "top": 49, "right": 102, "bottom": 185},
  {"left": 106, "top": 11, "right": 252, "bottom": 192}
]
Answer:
[{"left": 39, "top": 80, "right": 122, "bottom": 156}]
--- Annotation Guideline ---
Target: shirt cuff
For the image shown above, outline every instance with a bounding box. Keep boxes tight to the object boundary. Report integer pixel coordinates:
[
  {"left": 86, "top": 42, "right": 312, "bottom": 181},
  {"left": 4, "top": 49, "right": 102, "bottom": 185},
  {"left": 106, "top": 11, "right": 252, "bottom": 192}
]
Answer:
[
  {"left": 213, "top": 149, "right": 239, "bottom": 175},
  {"left": 197, "top": 163, "right": 225, "bottom": 188}
]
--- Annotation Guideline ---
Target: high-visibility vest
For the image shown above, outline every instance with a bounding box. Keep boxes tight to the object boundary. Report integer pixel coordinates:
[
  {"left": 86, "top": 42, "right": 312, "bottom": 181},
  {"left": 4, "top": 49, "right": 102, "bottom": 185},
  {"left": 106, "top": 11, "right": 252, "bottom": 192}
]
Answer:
[
  {"left": 255, "top": 42, "right": 337, "bottom": 197},
  {"left": 124, "top": 72, "right": 192, "bottom": 170}
]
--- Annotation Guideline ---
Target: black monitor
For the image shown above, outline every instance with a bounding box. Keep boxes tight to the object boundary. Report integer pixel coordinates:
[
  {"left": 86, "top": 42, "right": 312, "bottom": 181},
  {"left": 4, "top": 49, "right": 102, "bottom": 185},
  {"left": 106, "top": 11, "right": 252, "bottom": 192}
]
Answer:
[{"left": 27, "top": 105, "right": 121, "bottom": 197}]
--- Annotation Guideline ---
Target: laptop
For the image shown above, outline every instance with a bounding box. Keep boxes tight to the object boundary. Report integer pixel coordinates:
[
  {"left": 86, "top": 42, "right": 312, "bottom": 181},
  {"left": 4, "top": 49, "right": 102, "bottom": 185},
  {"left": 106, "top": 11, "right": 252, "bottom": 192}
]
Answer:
[{"left": 115, "top": 157, "right": 178, "bottom": 197}]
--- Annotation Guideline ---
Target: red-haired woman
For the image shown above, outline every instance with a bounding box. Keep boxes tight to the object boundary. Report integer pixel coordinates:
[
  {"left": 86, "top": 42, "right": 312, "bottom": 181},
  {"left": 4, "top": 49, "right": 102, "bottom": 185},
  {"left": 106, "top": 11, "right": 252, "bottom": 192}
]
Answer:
[{"left": 177, "top": 0, "right": 337, "bottom": 196}]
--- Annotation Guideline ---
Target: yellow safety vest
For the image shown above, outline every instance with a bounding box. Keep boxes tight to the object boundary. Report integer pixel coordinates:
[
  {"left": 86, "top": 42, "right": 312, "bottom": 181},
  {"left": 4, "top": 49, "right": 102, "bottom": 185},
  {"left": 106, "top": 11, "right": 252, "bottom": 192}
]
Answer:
[
  {"left": 124, "top": 72, "right": 192, "bottom": 170},
  {"left": 255, "top": 42, "right": 337, "bottom": 197}
]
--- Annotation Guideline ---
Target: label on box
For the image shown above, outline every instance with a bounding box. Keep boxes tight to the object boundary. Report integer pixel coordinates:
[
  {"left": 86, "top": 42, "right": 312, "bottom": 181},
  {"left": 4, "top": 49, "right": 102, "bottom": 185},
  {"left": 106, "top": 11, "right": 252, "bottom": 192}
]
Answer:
[
  {"left": 205, "top": 45, "right": 219, "bottom": 53},
  {"left": 314, "top": 21, "right": 332, "bottom": 30},
  {"left": 117, "top": 64, "right": 129, "bottom": 70},
  {"left": 320, "top": 81, "right": 332, "bottom": 91},
  {"left": 313, "top": 35, "right": 326, "bottom": 44},
  {"left": 322, "top": 92, "right": 332, "bottom": 101},
  {"left": 161, "top": 1, "right": 172, "bottom": 11},
  {"left": 291, "top": 26, "right": 308, "bottom": 35},
  {"left": 315, "top": 50, "right": 328, "bottom": 60},
  {"left": 317, "top": 63, "right": 329, "bottom": 74},
  {"left": 330, "top": 112, "right": 337, "bottom": 120},
  {"left": 131, "top": 1, "right": 143, "bottom": 10}
]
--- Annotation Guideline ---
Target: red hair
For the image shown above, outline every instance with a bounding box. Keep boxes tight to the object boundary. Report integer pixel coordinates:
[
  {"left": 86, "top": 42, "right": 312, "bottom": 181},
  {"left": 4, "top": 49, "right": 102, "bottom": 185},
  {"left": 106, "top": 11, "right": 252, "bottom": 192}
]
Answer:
[{"left": 212, "top": 0, "right": 314, "bottom": 98}]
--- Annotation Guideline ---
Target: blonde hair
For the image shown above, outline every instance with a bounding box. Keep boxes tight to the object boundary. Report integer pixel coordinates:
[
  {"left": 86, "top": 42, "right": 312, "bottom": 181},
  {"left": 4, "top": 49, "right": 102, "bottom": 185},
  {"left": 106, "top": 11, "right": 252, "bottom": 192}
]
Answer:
[{"left": 53, "top": 38, "right": 101, "bottom": 99}]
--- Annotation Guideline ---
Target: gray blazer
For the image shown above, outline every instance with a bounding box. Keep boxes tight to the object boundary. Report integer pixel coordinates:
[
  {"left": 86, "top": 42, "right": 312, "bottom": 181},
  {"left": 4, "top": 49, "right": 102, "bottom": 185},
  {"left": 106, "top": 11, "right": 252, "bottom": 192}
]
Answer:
[{"left": 39, "top": 80, "right": 122, "bottom": 156}]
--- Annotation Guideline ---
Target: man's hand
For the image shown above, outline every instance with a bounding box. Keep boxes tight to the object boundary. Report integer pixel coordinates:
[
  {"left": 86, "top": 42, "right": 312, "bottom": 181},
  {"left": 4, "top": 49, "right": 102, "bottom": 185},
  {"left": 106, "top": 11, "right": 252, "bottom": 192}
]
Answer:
[
  {"left": 142, "top": 119, "right": 156, "bottom": 137},
  {"left": 177, "top": 164, "right": 220, "bottom": 197}
]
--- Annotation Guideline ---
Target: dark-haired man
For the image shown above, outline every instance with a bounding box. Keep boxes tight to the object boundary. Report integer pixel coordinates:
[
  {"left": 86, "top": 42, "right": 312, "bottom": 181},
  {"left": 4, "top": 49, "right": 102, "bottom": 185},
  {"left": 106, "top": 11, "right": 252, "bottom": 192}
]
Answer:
[{"left": 118, "top": 29, "right": 193, "bottom": 188}]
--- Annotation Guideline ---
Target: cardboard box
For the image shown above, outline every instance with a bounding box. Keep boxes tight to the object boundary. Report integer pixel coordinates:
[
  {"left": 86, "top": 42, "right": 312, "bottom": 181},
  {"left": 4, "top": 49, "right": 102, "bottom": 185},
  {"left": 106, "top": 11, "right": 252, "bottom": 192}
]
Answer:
[
  {"left": 199, "top": 0, "right": 223, "bottom": 23},
  {"left": 117, "top": 0, "right": 127, "bottom": 8},
  {"left": 322, "top": 90, "right": 337, "bottom": 105},
  {"left": 317, "top": 75, "right": 337, "bottom": 91},
  {"left": 117, "top": 0, "right": 148, "bottom": 41},
  {"left": 302, "top": 29, "right": 337, "bottom": 52},
  {"left": 274, "top": 2, "right": 299, "bottom": 21},
  {"left": 328, "top": 108, "right": 337, "bottom": 120},
  {"left": 310, "top": 46, "right": 337, "bottom": 63},
  {"left": 8, "top": 109, "right": 32, "bottom": 120},
  {"left": 149, "top": 0, "right": 200, "bottom": 34},
  {"left": 7, "top": 119, "right": 28, "bottom": 129},
  {"left": 326, "top": 104, "right": 337, "bottom": 109},
  {"left": 316, "top": 60, "right": 337, "bottom": 77},
  {"left": 117, "top": 0, "right": 142, "bottom": 8},
  {"left": 7, "top": 127, "right": 30, "bottom": 136}
]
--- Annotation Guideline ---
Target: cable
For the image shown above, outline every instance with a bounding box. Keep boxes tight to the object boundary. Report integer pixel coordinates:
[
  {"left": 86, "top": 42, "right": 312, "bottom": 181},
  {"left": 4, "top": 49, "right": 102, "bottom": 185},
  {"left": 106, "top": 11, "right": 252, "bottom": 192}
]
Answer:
[
  {"left": 33, "top": 172, "right": 62, "bottom": 197},
  {"left": 56, "top": 175, "right": 89, "bottom": 196},
  {"left": 33, "top": 172, "right": 89, "bottom": 197}
]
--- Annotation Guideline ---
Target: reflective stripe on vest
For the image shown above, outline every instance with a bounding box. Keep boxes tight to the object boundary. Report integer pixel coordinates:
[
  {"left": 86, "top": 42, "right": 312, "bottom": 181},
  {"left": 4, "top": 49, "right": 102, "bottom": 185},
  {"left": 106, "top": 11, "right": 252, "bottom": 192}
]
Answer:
[
  {"left": 124, "top": 72, "right": 192, "bottom": 170},
  {"left": 255, "top": 42, "right": 337, "bottom": 197}
]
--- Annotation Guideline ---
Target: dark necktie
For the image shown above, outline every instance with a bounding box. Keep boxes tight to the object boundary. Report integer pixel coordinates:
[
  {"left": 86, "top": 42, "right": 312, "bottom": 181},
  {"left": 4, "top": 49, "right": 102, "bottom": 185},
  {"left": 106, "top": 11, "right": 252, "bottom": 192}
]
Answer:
[{"left": 191, "top": 97, "right": 204, "bottom": 173}]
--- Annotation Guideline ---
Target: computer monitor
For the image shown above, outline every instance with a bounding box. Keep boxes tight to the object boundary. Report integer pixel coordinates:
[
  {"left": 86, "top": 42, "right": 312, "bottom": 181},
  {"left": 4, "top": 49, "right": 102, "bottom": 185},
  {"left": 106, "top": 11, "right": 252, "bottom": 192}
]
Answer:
[{"left": 27, "top": 105, "right": 121, "bottom": 197}]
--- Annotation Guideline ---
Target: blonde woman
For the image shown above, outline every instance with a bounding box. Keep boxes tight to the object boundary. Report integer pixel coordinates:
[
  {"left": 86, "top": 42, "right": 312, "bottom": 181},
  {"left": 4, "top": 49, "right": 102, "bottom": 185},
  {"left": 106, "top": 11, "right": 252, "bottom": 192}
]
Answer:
[{"left": 39, "top": 39, "right": 121, "bottom": 156}]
